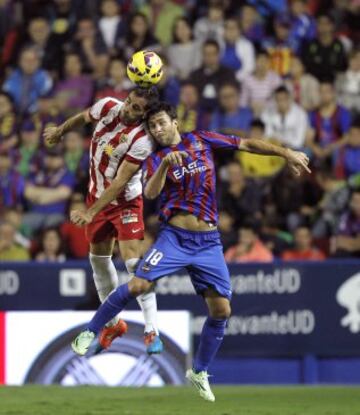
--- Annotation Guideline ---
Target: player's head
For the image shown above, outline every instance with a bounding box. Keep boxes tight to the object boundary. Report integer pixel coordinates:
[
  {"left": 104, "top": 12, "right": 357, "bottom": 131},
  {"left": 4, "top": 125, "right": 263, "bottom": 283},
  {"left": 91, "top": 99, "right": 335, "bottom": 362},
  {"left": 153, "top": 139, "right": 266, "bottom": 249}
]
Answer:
[
  {"left": 145, "top": 101, "right": 179, "bottom": 146},
  {"left": 121, "top": 87, "right": 159, "bottom": 124}
]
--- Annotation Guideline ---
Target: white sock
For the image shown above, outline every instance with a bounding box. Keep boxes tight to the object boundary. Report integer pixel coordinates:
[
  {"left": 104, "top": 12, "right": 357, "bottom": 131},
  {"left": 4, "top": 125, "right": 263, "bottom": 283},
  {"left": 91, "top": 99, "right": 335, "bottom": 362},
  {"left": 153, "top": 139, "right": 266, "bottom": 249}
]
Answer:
[
  {"left": 89, "top": 253, "right": 119, "bottom": 326},
  {"left": 125, "top": 258, "right": 159, "bottom": 335}
]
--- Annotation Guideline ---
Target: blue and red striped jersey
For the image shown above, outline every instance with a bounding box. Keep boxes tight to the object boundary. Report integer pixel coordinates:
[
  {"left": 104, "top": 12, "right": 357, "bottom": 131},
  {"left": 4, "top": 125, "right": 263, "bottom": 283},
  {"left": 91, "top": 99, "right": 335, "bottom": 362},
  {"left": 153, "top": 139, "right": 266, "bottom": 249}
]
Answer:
[{"left": 143, "top": 130, "right": 241, "bottom": 224}]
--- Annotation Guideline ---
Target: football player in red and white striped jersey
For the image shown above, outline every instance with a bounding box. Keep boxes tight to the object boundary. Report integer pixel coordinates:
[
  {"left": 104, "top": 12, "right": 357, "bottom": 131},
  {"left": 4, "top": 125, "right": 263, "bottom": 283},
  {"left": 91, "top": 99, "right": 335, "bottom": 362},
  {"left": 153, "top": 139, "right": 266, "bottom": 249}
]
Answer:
[{"left": 44, "top": 87, "right": 163, "bottom": 354}]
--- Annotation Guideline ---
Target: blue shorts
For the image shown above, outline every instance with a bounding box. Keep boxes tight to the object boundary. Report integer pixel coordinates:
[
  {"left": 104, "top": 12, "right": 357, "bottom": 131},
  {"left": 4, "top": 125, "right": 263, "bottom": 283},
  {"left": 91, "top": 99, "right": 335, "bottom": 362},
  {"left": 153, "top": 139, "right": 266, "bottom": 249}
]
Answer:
[{"left": 136, "top": 224, "right": 232, "bottom": 299}]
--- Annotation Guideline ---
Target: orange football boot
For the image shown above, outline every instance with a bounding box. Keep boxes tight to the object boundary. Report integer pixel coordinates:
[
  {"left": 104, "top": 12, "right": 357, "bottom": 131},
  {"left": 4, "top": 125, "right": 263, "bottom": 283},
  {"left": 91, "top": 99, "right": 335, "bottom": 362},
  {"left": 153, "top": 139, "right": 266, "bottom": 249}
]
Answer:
[{"left": 99, "top": 319, "right": 128, "bottom": 349}]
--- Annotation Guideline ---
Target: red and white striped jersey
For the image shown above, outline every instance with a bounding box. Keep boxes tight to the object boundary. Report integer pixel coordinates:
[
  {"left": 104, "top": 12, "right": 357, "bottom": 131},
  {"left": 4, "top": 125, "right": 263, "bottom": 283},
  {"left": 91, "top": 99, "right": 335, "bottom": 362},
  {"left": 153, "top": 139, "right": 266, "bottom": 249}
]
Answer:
[{"left": 87, "top": 97, "right": 154, "bottom": 204}]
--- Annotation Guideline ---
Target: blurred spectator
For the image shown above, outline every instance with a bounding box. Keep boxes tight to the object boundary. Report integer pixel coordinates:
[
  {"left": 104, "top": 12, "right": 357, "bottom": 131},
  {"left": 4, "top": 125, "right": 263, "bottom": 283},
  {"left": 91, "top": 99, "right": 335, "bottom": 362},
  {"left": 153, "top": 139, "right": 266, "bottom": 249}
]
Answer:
[
  {"left": 34, "top": 227, "right": 66, "bottom": 262},
  {"left": 63, "top": 130, "right": 89, "bottom": 190},
  {"left": 190, "top": 39, "right": 236, "bottom": 114},
  {"left": 176, "top": 81, "right": 202, "bottom": 133},
  {"left": 0, "top": 91, "right": 18, "bottom": 152},
  {"left": 140, "top": 0, "right": 183, "bottom": 46},
  {"left": 240, "top": 50, "right": 281, "bottom": 117},
  {"left": 301, "top": 14, "right": 348, "bottom": 81},
  {"left": 331, "top": 189, "right": 360, "bottom": 257},
  {"left": 193, "top": 0, "right": 224, "bottom": 45},
  {"left": 14, "top": 119, "right": 43, "bottom": 178},
  {"left": 285, "top": 56, "right": 320, "bottom": 111},
  {"left": 237, "top": 119, "right": 286, "bottom": 179},
  {"left": 288, "top": 0, "right": 316, "bottom": 53},
  {"left": 3, "top": 47, "right": 53, "bottom": 115},
  {"left": 261, "top": 85, "right": 310, "bottom": 150},
  {"left": 218, "top": 210, "right": 238, "bottom": 251},
  {"left": 1, "top": 208, "right": 31, "bottom": 249},
  {"left": 60, "top": 195, "right": 89, "bottom": 258},
  {"left": 156, "top": 55, "right": 180, "bottom": 106},
  {"left": 25, "top": 17, "right": 63, "bottom": 74},
  {"left": 218, "top": 162, "right": 262, "bottom": 226},
  {"left": 240, "top": 4, "right": 265, "bottom": 46},
  {"left": 282, "top": 226, "right": 326, "bottom": 260},
  {"left": 69, "top": 17, "right": 108, "bottom": 78},
  {"left": 0, "top": 220, "right": 30, "bottom": 261},
  {"left": 54, "top": 52, "right": 94, "bottom": 116},
  {"left": 312, "top": 168, "right": 349, "bottom": 238},
  {"left": 119, "top": 12, "right": 161, "bottom": 61},
  {"left": 0, "top": 151, "right": 25, "bottom": 209},
  {"left": 167, "top": 17, "right": 201, "bottom": 80},
  {"left": 98, "top": 0, "right": 126, "bottom": 56},
  {"left": 225, "top": 223, "right": 274, "bottom": 263},
  {"left": 33, "top": 93, "right": 65, "bottom": 147},
  {"left": 23, "top": 147, "right": 75, "bottom": 233},
  {"left": 210, "top": 82, "right": 253, "bottom": 136},
  {"left": 220, "top": 17, "right": 255, "bottom": 83},
  {"left": 308, "top": 80, "right": 352, "bottom": 167},
  {"left": 336, "top": 49, "right": 360, "bottom": 114},
  {"left": 246, "top": 0, "right": 287, "bottom": 18},
  {"left": 95, "top": 57, "right": 131, "bottom": 101},
  {"left": 336, "top": 119, "right": 360, "bottom": 179},
  {"left": 263, "top": 15, "right": 296, "bottom": 78}
]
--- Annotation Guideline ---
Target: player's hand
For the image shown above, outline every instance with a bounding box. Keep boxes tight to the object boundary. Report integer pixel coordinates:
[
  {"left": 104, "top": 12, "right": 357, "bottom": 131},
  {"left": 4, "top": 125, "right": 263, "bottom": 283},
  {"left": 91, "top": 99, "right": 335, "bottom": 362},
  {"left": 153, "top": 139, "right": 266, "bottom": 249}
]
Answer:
[
  {"left": 285, "top": 149, "right": 311, "bottom": 176},
  {"left": 43, "top": 126, "right": 63, "bottom": 147},
  {"left": 70, "top": 209, "right": 94, "bottom": 227},
  {"left": 162, "top": 151, "right": 188, "bottom": 167}
]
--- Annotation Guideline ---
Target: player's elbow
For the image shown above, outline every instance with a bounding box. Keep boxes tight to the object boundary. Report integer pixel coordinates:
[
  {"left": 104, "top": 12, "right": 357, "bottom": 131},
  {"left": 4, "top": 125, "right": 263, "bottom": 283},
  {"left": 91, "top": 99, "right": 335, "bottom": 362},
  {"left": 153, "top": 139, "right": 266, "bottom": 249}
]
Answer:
[{"left": 144, "top": 186, "right": 158, "bottom": 200}]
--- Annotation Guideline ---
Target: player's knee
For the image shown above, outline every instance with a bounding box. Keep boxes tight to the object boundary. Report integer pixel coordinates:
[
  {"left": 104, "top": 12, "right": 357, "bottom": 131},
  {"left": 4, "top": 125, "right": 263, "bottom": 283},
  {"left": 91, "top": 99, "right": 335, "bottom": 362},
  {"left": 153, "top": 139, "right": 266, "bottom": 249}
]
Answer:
[
  {"left": 128, "top": 277, "right": 151, "bottom": 297},
  {"left": 210, "top": 303, "right": 231, "bottom": 319}
]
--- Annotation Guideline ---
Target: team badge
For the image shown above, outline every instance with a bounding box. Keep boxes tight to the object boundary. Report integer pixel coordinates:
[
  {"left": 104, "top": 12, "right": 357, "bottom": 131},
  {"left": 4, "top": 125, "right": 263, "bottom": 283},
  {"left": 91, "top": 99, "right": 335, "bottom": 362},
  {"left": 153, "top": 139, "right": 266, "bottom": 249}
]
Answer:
[
  {"left": 194, "top": 140, "right": 202, "bottom": 150},
  {"left": 119, "top": 134, "right": 128, "bottom": 144}
]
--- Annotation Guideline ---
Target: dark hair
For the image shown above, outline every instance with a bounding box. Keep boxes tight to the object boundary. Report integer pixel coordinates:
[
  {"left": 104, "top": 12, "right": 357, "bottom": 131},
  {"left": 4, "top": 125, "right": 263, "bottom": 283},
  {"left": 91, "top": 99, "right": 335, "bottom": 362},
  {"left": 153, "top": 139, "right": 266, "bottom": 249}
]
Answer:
[
  {"left": 319, "top": 75, "right": 335, "bottom": 86},
  {"left": 145, "top": 101, "right": 177, "bottom": 126},
  {"left": 317, "top": 13, "right": 335, "bottom": 24},
  {"left": 203, "top": 39, "right": 220, "bottom": 52},
  {"left": 172, "top": 16, "right": 193, "bottom": 44},
  {"left": 219, "top": 81, "right": 240, "bottom": 93},
  {"left": 132, "top": 86, "right": 159, "bottom": 109},
  {"left": 274, "top": 85, "right": 290, "bottom": 95},
  {"left": 256, "top": 48, "right": 269, "bottom": 58},
  {"left": 351, "top": 116, "right": 360, "bottom": 129},
  {"left": 250, "top": 119, "right": 265, "bottom": 130}
]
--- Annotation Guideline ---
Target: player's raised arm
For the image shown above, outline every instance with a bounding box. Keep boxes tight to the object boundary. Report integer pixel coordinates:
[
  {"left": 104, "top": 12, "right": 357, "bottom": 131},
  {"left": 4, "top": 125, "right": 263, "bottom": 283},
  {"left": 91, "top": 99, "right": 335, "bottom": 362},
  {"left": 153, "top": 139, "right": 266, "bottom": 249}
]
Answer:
[
  {"left": 44, "top": 110, "right": 91, "bottom": 147},
  {"left": 144, "top": 151, "right": 188, "bottom": 200},
  {"left": 238, "top": 138, "right": 311, "bottom": 176}
]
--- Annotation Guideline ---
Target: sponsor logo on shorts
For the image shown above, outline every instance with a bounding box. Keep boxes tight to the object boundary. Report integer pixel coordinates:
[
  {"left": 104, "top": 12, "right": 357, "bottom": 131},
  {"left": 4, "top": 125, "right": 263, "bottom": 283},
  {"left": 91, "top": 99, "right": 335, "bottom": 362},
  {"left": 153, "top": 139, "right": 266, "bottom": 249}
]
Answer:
[
  {"left": 121, "top": 210, "right": 139, "bottom": 224},
  {"left": 131, "top": 228, "right": 142, "bottom": 233},
  {"left": 141, "top": 264, "right": 151, "bottom": 273}
]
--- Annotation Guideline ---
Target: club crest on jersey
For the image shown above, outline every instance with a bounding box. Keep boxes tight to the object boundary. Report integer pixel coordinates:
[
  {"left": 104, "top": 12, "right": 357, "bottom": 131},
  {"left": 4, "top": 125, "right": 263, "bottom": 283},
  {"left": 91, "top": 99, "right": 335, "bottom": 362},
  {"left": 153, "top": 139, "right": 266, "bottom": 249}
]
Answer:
[
  {"left": 173, "top": 160, "right": 207, "bottom": 180},
  {"left": 194, "top": 140, "right": 203, "bottom": 150},
  {"left": 119, "top": 134, "right": 128, "bottom": 144}
]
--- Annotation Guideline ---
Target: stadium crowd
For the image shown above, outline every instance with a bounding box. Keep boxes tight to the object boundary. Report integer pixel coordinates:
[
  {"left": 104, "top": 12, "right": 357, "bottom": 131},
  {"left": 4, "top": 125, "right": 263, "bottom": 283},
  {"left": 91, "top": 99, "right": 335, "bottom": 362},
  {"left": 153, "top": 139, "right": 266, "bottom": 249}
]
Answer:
[{"left": 0, "top": 0, "right": 360, "bottom": 262}]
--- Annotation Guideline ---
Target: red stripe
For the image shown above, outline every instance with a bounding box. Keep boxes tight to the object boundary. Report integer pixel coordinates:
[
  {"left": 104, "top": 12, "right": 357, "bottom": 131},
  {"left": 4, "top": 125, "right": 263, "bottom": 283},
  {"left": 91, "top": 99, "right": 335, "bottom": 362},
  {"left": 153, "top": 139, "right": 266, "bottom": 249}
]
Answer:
[
  {"left": 0, "top": 312, "right": 6, "bottom": 384},
  {"left": 100, "top": 100, "right": 117, "bottom": 119},
  {"left": 125, "top": 155, "right": 142, "bottom": 165}
]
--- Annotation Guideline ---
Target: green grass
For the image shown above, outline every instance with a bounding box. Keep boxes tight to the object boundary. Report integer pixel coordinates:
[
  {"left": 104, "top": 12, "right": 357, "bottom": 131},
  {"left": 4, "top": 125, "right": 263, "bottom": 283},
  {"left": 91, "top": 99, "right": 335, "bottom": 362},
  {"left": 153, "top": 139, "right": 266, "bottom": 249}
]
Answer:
[{"left": 0, "top": 386, "right": 360, "bottom": 415}]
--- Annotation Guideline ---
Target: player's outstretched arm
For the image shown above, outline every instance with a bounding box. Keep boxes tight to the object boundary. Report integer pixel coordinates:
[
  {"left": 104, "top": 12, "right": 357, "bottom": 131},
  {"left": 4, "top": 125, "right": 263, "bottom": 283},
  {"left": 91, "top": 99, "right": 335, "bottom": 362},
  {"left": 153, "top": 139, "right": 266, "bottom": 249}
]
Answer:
[
  {"left": 44, "top": 110, "right": 91, "bottom": 147},
  {"left": 144, "top": 151, "right": 188, "bottom": 200},
  {"left": 239, "top": 138, "right": 311, "bottom": 176},
  {"left": 70, "top": 160, "right": 140, "bottom": 226}
]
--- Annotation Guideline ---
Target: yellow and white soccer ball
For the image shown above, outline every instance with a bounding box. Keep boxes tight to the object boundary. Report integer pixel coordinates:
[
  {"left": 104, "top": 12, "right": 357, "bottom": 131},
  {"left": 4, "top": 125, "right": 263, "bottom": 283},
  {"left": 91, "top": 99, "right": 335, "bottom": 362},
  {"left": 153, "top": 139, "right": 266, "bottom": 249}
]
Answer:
[{"left": 127, "top": 50, "right": 163, "bottom": 88}]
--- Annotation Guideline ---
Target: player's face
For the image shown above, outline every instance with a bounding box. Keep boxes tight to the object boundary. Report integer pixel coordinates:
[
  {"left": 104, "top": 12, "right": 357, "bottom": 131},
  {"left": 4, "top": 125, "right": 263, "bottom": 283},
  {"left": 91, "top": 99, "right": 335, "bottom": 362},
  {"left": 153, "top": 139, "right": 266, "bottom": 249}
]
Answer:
[
  {"left": 148, "top": 111, "right": 178, "bottom": 146},
  {"left": 121, "top": 92, "right": 148, "bottom": 124}
]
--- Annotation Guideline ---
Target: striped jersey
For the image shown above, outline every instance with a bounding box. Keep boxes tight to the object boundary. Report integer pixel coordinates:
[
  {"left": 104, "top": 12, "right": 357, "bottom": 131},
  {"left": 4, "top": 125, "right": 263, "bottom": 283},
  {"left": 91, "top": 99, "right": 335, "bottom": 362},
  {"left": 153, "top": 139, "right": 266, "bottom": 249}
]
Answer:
[
  {"left": 143, "top": 130, "right": 241, "bottom": 224},
  {"left": 88, "top": 97, "right": 154, "bottom": 204}
]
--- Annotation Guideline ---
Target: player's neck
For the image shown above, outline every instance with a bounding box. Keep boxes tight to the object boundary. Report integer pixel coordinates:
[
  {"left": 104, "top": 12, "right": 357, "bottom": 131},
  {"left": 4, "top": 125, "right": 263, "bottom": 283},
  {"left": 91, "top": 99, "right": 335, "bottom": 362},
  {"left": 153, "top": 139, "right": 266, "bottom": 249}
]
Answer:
[{"left": 169, "top": 131, "right": 182, "bottom": 146}]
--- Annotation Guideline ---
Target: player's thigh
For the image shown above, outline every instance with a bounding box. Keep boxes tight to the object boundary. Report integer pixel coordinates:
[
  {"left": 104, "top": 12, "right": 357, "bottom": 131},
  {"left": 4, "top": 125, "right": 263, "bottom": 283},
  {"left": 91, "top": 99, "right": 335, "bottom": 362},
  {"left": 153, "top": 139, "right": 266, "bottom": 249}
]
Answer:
[
  {"left": 90, "top": 239, "right": 115, "bottom": 256},
  {"left": 203, "top": 289, "right": 231, "bottom": 319},
  {"left": 188, "top": 244, "right": 232, "bottom": 300},
  {"left": 118, "top": 239, "right": 142, "bottom": 261},
  {"left": 136, "top": 229, "right": 189, "bottom": 282}
]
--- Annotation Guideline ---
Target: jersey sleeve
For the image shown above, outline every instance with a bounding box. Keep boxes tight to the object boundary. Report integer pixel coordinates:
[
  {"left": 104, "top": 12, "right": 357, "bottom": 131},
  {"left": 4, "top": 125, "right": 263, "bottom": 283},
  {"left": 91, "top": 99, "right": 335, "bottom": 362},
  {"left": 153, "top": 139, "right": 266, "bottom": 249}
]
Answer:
[
  {"left": 88, "top": 98, "right": 120, "bottom": 121},
  {"left": 196, "top": 130, "right": 241, "bottom": 150},
  {"left": 142, "top": 153, "right": 161, "bottom": 186},
  {"left": 125, "top": 134, "right": 155, "bottom": 165}
]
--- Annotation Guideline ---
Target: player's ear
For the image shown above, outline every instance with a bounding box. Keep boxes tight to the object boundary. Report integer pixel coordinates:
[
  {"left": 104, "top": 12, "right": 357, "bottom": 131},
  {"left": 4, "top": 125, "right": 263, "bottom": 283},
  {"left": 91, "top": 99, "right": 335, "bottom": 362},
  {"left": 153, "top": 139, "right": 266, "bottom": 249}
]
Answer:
[{"left": 173, "top": 119, "right": 178, "bottom": 129}]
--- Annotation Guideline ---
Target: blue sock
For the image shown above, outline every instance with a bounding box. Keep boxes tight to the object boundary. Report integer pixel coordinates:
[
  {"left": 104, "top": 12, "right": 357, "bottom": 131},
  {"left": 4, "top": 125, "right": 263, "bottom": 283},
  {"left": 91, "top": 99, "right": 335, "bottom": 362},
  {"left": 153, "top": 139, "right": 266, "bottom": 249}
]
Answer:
[
  {"left": 87, "top": 284, "right": 134, "bottom": 334},
  {"left": 193, "top": 317, "right": 227, "bottom": 373}
]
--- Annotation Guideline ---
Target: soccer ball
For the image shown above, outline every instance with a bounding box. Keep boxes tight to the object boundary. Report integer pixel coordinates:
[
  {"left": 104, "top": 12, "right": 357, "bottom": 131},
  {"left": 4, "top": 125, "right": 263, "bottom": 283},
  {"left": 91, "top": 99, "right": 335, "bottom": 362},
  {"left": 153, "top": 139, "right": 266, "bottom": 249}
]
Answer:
[{"left": 127, "top": 50, "right": 163, "bottom": 88}]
